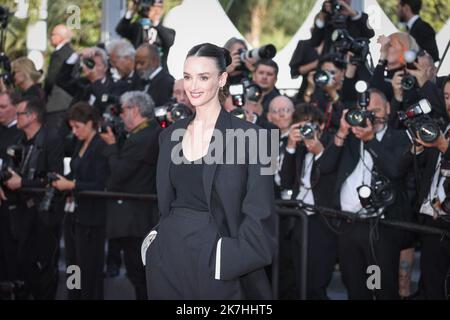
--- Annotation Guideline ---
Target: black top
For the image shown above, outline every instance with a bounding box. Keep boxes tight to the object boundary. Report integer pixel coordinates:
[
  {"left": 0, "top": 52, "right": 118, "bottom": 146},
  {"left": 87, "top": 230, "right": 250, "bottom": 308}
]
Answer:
[{"left": 169, "top": 151, "right": 208, "bottom": 212}]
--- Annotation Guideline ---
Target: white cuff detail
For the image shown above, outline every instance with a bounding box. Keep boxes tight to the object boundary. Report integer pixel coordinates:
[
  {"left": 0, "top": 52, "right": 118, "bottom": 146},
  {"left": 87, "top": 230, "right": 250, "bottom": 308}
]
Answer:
[
  {"left": 141, "top": 230, "right": 157, "bottom": 266},
  {"left": 214, "top": 238, "right": 222, "bottom": 280}
]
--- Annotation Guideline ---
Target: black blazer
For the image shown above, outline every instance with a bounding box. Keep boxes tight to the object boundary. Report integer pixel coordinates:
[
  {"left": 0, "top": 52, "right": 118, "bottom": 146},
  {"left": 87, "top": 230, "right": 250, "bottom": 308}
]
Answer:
[
  {"left": 144, "top": 69, "right": 175, "bottom": 107},
  {"left": 319, "top": 127, "right": 412, "bottom": 221},
  {"left": 103, "top": 119, "right": 162, "bottom": 238},
  {"left": 45, "top": 43, "right": 74, "bottom": 96},
  {"left": 69, "top": 134, "right": 109, "bottom": 227},
  {"left": 280, "top": 132, "right": 336, "bottom": 208},
  {"left": 155, "top": 108, "right": 276, "bottom": 299},
  {"left": 409, "top": 17, "right": 439, "bottom": 62},
  {"left": 115, "top": 17, "right": 175, "bottom": 70}
]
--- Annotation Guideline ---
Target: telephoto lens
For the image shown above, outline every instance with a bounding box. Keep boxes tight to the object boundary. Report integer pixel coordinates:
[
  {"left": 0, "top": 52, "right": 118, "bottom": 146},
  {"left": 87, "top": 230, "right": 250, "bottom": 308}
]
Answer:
[{"left": 345, "top": 109, "right": 374, "bottom": 127}]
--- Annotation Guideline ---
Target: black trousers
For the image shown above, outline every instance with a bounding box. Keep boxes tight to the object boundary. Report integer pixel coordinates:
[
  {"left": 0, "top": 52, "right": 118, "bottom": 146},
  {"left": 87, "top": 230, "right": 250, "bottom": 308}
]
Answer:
[
  {"left": 420, "top": 216, "right": 450, "bottom": 300},
  {"left": 64, "top": 214, "right": 106, "bottom": 300},
  {"left": 111, "top": 236, "right": 147, "bottom": 300},
  {"left": 13, "top": 207, "right": 60, "bottom": 299},
  {"left": 338, "top": 220, "right": 402, "bottom": 300},
  {"left": 277, "top": 216, "right": 297, "bottom": 299},
  {"left": 292, "top": 214, "right": 338, "bottom": 300},
  {"left": 0, "top": 209, "right": 19, "bottom": 282}
]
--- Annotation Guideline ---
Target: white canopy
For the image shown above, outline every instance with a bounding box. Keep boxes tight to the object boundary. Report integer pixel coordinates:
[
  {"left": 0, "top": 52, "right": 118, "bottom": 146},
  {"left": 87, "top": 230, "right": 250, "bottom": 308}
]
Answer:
[{"left": 164, "top": 0, "right": 248, "bottom": 80}]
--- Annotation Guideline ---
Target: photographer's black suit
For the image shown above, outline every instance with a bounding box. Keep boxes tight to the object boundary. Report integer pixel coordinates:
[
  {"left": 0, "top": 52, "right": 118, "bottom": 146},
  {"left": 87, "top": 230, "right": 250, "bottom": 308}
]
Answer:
[
  {"left": 45, "top": 43, "right": 75, "bottom": 97},
  {"left": 143, "top": 68, "right": 174, "bottom": 106},
  {"left": 103, "top": 119, "right": 161, "bottom": 300},
  {"left": 319, "top": 127, "right": 411, "bottom": 299},
  {"left": 64, "top": 134, "right": 109, "bottom": 300},
  {"left": 146, "top": 108, "right": 276, "bottom": 299},
  {"left": 279, "top": 132, "right": 338, "bottom": 299},
  {"left": 0, "top": 123, "right": 24, "bottom": 284},
  {"left": 116, "top": 17, "right": 175, "bottom": 70},
  {"left": 112, "top": 71, "right": 144, "bottom": 96},
  {"left": 310, "top": 13, "right": 374, "bottom": 55},
  {"left": 401, "top": 142, "right": 450, "bottom": 299},
  {"left": 12, "top": 126, "right": 64, "bottom": 299},
  {"left": 409, "top": 17, "right": 440, "bottom": 62}
]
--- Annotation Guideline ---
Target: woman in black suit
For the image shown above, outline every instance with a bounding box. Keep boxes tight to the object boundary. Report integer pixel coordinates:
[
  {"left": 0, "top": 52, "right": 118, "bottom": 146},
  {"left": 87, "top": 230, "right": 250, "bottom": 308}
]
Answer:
[
  {"left": 52, "top": 102, "right": 109, "bottom": 300},
  {"left": 143, "top": 43, "right": 276, "bottom": 300}
]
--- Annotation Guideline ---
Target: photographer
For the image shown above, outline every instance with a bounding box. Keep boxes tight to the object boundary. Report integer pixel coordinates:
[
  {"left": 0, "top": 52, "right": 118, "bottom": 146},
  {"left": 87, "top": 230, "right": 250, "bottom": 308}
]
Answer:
[
  {"left": 51, "top": 102, "right": 109, "bottom": 300},
  {"left": 3, "top": 96, "right": 64, "bottom": 299},
  {"left": 10, "top": 58, "right": 45, "bottom": 105},
  {"left": 107, "top": 39, "right": 141, "bottom": 95},
  {"left": 319, "top": 89, "right": 411, "bottom": 299},
  {"left": 279, "top": 103, "right": 338, "bottom": 299},
  {"left": 223, "top": 37, "right": 257, "bottom": 85},
  {"left": 57, "top": 47, "right": 114, "bottom": 115},
  {"left": 0, "top": 91, "right": 23, "bottom": 286},
  {"left": 400, "top": 97, "right": 450, "bottom": 299},
  {"left": 100, "top": 91, "right": 161, "bottom": 300},
  {"left": 311, "top": 0, "right": 374, "bottom": 56},
  {"left": 309, "top": 53, "right": 348, "bottom": 133},
  {"left": 252, "top": 59, "right": 280, "bottom": 118},
  {"left": 397, "top": 0, "right": 439, "bottom": 62},
  {"left": 135, "top": 43, "right": 174, "bottom": 106},
  {"left": 116, "top": 0, "right": 175, "bottom": 70}
]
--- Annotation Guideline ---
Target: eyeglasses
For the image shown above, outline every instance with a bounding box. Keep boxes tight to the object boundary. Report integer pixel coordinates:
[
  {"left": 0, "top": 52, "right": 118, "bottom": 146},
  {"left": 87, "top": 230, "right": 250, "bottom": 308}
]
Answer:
[
  {"left": 270, "top": 107, "right": 293, "bottom": 115},
  {"left": 16, "top": 111, "right": 30, "bottom": 116}
]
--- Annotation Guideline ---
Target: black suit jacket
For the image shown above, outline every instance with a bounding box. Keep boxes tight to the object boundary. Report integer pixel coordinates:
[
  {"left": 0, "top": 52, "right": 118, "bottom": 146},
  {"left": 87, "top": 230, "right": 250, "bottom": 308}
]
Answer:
[
  {"left": 45, "top": 43, "right": 74, "bottom": 96},
  {"left": 116, "top": 17, "right": 175, "bottom": 70},
  {"left": 144, "top": 69, "right": 175, "bottom": 107},
  {"left": 320, "top": 127, "right": 412, "bottom": 221},
  {"left": 69, "top": 134, "right": 109, "bottom": 227},
  {"left": 155, "top": 108, "right": 276, "bottom": 299},
  {"left": 280, "top": 132, "right": 336, "bottom": 209},
  {"left": 409, "top": 17, "right": 439, "bottom": 62},
  {"left": 103, "top": 119, "right": 162, "bottom": 238}
]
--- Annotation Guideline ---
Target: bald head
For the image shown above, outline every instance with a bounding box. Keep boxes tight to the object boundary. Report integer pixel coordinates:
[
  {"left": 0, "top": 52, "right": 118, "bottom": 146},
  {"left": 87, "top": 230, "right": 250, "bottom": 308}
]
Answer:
[
  {"left": 51, "top": 24, "right": 73, "bottom": 48},
  {"left": 267, "top": 96, "right": 294, "bottom": 133}
]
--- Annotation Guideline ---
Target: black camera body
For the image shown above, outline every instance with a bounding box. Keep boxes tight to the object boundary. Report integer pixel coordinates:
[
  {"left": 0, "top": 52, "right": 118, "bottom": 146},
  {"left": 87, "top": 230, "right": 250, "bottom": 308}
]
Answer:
[
  {"left": 154, "top": 99, "right": 193, "bottom": 128},
  {"left": 322, "top": 0, "right": 347, "bottom": 28},
  {"left": 345, "top": 108, "right": 375, "bottom": 127},
  {"left": 0, "top": 145, "right": 24, "bottom": 183},
  {"left": 134, "top": 0, "right": 156, "bottom": 18},
  {"left": 398, "top": 99, "right": 440, "bottom": 143},
  {"left": 440, "top": 159, "right": 450, "bottom": 215},
  {"left": 38, "top": 173, "right": 60, "bottom": 213},
  {"left": 314, "top": 70, "right": 334, "bottom": 88},
  {"left": 357, "top": 175, "right": 395, "bottom": 216},
  {"left": 332, "top": 29, "right": 369, "bottom": 65},
  {"left": 401, "top": 74, "right": 416, "bottom": 91},
  {"left": 299, "top": 122, "right": 320, "bottom": 140},
  {"left": 98, "top": 97, "right": 126, "bottom": 137},
  {"left": 0, "top": 163, "right": 11, "bottom": 184},
  {"left": 229, "top": 79, "right": 262, "bottom": 108}
]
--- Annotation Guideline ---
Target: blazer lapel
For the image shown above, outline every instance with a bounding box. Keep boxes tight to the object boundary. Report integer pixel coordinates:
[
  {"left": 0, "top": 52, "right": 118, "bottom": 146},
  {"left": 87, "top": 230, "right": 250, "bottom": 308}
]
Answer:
[{"left": 202, "top": 108, "right": 233, "bottom": 212}]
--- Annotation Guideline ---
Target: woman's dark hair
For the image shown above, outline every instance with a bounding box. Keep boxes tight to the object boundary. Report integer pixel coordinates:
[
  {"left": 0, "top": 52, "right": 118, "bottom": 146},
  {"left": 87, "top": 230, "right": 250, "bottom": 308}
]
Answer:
[
  {"left": 293, "top": 103, "right": 325, "bottom": 125},
  {"left": 186, "top": 43, "right": 232, "bottom": 104},
  {"left": 66, "top": 102, "right": 99, "bottom": 129}
]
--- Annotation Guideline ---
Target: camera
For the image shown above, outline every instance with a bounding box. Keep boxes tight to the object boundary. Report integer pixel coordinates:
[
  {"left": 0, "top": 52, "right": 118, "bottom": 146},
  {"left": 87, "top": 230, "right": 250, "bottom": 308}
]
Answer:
[
  {"left": 322, "top": 0, "right": 347, "bottom": 28},
  {"left": 345, "top": 81, "right": 374, "bottom": 127},
  {"left": 0, "top": 162, "right": 11, "bottom": 184},
  {"left": 99, "top": 102, "right": 126, "bottom": 137},
  {"left": 38, "top": 173, "right": 60, "bottom": 213},
  {"left": 398, "top": 99, "right": 440, "bottom": 143},
  {"left": 357, "top": 174, "right": 395, "bottom": 217},
  {"left": 154, "top": 99, "right": 193, "bottom": 128},
  {"left": 229, "top": 79, "right": 262, "bottom": 108},
  {"left": 81, "top": 57, "right": 95, "bottom": 70},
  {"left": 0, "top": 145, "right": 24, "bottom": 183},
  {"left": 401, "top": 74, "right": 416, "bottom": 91},
  {"left": 332, "top": 29, "right": 370, "bottom": 65},
  {"left": 133, "top": 0, "right": 156, "bottom": 18},
  {"left": 314, "top": 70, "right": 334, "bottom": 88},
  {"left": 236, "top": 44, "right": 277, "bottom": 72},
  {"left": 299, "top": 122, "right": 319, "bottom": 140},
  {"left": 0, "top": 6, "right": 9, "bottom": 29},
  {"left": 0, "top": 52, "right": 12, "bottom": 86}
]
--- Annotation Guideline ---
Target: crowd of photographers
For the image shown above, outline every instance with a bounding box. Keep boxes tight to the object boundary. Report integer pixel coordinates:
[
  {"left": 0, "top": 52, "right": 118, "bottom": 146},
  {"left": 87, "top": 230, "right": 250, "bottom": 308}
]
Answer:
[{"left": 0, "top": 0, "right": 449, "bottom": 300}]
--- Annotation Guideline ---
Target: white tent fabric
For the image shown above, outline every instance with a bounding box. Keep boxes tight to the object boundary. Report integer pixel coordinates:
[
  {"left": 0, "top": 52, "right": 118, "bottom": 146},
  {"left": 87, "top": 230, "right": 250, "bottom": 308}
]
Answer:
[
  {"left": 436, "top": 18, "right": 450, "bottom": 76},
  {"left": 163, "top": 0, "right": 248, "bottom": 80},
  {"left": 273, "top": 0, "right": 399, "bottom": 91}
]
